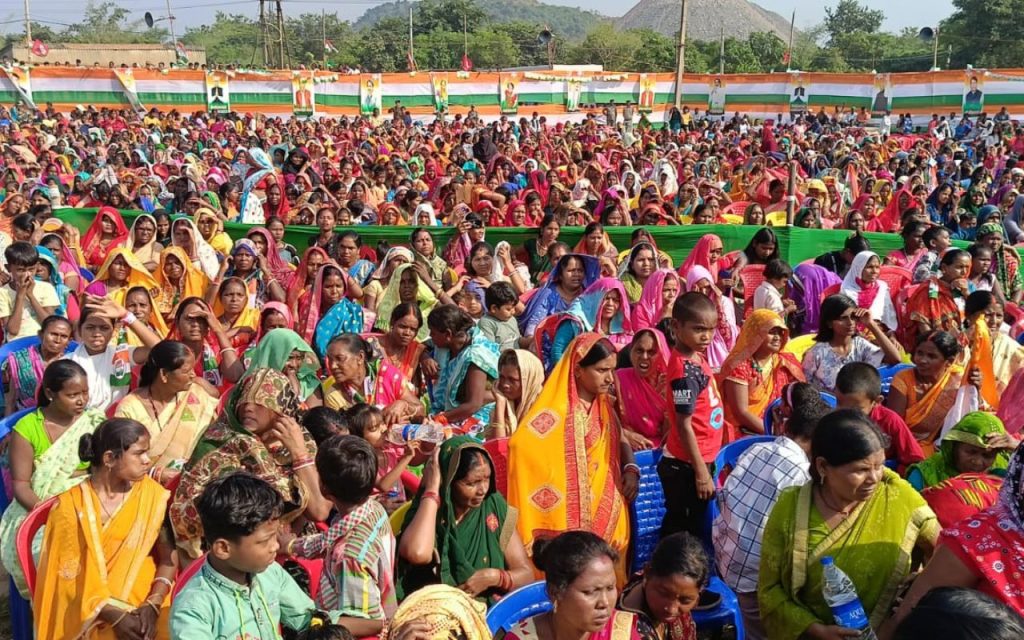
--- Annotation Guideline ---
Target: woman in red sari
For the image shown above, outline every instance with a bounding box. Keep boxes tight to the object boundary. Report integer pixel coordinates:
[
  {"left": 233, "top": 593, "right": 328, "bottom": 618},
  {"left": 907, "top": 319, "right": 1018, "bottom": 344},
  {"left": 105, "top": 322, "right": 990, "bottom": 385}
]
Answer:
[
  {"left": 286, "top": 246, "right": 330, "bottom": 317},
  {"left": 616, "top": 329, "right": 675, "bottom": 451},
  {"left": 81, "top": 206, "right": 129, "bottom": 271},
  {"left": 902, "top": 249, "right": 971, "bottom": 349}
]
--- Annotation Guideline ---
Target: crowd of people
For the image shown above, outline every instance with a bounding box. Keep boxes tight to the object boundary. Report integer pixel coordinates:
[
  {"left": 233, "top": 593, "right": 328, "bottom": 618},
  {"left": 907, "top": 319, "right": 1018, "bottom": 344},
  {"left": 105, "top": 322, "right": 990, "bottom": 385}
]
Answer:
[{"left": 2, "top": 96, "right": 1024, "bottom": 640}]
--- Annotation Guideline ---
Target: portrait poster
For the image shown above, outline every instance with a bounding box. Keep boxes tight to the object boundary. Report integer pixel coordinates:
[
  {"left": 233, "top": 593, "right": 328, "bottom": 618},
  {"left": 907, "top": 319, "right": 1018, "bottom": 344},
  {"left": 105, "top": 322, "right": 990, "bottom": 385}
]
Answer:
[
  {"left": 431, "top": 73, "right": 449, "bottom": 112},
  {"left": 1, "top": 65, "right": 35, "bottom": 110},
  {"left": 499, "top": 73, "right": 520, "bottom": 115},
  {"left": 637, "top": 73, "right": 656, "bottom": 113},
  {"left": 566, "top": 78, "right": 582, "bottom": 112},
  {"left": 205, "top": 70, "right": 230, "bottom": 113},
  {"left": 708, "top": 76, "right": 726, "bottom": 116},
  {"left": 871, "top": 73, "right": 892, "bottom": 117},
  {"left": 360, "top": 73, "right": 382, "bottom": 116},
  {"left": 789, "top": 73, "right": 808, "bottom": 114},
  {"left": 292, "top": 71, "right": 316, "bottom": 117},
  {"left": 964, "top": 71, "right": 985, "bottom": 116},
  {"left": 113, "top": 68, "right": 145, "bottom": 113}
]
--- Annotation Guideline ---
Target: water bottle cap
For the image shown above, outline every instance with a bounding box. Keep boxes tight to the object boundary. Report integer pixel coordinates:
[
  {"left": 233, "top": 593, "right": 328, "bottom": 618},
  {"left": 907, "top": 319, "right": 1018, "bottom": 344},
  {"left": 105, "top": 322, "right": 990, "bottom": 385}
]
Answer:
[{"left": 821, "top": 557, "right": 834, "bottom": 566}]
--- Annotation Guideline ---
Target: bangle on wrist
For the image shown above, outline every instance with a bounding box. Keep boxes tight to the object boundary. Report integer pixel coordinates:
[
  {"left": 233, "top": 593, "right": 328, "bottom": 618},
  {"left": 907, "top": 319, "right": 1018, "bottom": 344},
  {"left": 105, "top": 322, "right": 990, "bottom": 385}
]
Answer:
[
  {"left": 110, "top": 610, "right": 131, "bottom": 628},
  {"left": 622, "top": 463, "right": 641, "bottom": 476},
  {"left": 121, "top": 312, "right": 138, "bottom": 325},
  {"left": 422, "top": 490, "right": 441, "bottom": 506}
]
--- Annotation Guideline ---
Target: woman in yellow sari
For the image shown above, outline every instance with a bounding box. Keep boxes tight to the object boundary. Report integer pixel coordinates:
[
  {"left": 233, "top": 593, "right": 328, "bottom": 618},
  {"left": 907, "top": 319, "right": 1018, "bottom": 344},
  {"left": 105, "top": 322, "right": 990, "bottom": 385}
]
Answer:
[
  {"left": 122, "top": 286, "right": 171, "bottom": 347},
  {"left": 719, "top": 309, "right": 805, "bottom": 437},
  {"left": 507, "top": 333, "right": 638, "bottom": 584},
  {"left": 153, "top": 246, "right": 211, "bottom": 321},
  {"left": 193, "top": 207, "right": 233, "bottom": 256},
  {"left": 35, "top": 418, "right": 175, "bottom": 640},
  {"left": 886, "top": 331, "right": 969, "bottom": 456},
  {"left": 965, "top": 290, "right": 1024, "bottom": 395},
  {"left": 85, "top": 247, "right": 160, "bottom": 306},
  {"left": 125, "top": 214, "right": 163, "bottom": 272},
  {"left": 114, "top": 340, "right": 219, "bottom": 488},
  {"left": 211, "top": 276, "right": 261, "bottom": 351}
]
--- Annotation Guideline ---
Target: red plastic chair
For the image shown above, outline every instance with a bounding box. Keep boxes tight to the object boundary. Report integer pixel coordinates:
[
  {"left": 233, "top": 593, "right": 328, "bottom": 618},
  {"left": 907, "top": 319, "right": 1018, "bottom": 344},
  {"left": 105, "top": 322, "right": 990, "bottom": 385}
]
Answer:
[
  {"left": 17, "top": 496, "right": 57, "bottom": 596},
  {"left": 878, "top": 265, "right": 912, "bottom": 304},
  {"left": 739, "top": 264, "right": 767, "bottom": 319},
  {"left": 821, "top": 283, "right": 842, "bottom": 302},
  {"left": 401, "top": 470, "right": 421, "bottom": 495},
  {"left": 173, "top": 554, "right": 207, "bottom": 598},
  {"left": 722, "top": 201, "right": 752, "bottom": 215},
  {"left": 482, "top": 437, "right": 510, "bottom": 497}
]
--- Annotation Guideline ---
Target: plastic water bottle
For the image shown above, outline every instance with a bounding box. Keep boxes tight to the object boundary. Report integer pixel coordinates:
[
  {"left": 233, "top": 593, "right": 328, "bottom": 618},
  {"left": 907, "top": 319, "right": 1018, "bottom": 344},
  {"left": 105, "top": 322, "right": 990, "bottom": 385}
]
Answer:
[
  {"left": 821, "top": 557, "right": 878, "bottom": 639},
  {"left": 387, "top": 422, "right": 446, "bottom": 445}
]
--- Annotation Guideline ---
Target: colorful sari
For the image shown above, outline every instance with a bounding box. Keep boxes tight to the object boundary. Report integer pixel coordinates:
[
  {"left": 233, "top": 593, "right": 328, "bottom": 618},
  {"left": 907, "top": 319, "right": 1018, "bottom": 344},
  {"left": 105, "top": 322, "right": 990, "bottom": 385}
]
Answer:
[
  {"left": 5, "top": 344, "right": 46, "bottom": 412},
  {"left": 906, "top": 412, "right": 1010, "bottom": 490},
  {"left": 396, "top": 436, "right": 518, "bottom": 600},
  {"left": 793, "top": 264, "right": 841, "bottom": 335},
  {"left": 81, "top": 206, "right": 129, "bottom": 270},
  {"left": 86, "top": 246, "right": 162, "bottom": 308},
  {"left": 840, "top": 251, "right": 898, "bottom": 331},
  {"left": 171, "top": 217, "right": 221, "bottom": 280},
  {"left": 632, "top": 269, "right": 680, "bottom": 332},
  {"left": 0, "top": 408, "right": 105, "bottom": 596},
  {"left": 506, "top": 610, "right": 640, "bottom": 640},
  {"left": 296, "top": 265, "right": 364, "bottom": 358},
  {"left": 286, "top": 246, "right": 330, "bottom": 315},
  {"left": 125, "top": 213, "right": 162, "bottom": 267},
  {"left": 367, "top": 335, "right": 425, "bottom": 390},
  {"left": 508, "top": 333, "right": 631, "bottom": 583},
  {"left": 519, "top": 254, "right": 601, "bottom": 337},
  {"left": 34, "top": 477, "right": 171, "bottom": 640},
  {"left": 36, "top": 247, "right": 77, "bottom": 321},
  {"left": 242, "top": 328, "right": 320, "bottom": 401},
  {"left": 430, "top": 329, "right": 499, "bottom": 423},
  {"left": 758, "top": 470, "right": 940, "bottom": 639},
  {"left": 539, "top": 278, "right": 634, "bottom": 372},
  {"left": 683, "top": 266, "right": 737, "bottom": 371},
  {"left": 113, "top": 381, "right": 219, "bottom": 474},
  {"left": 153, "top": 246, "right": 210, "bottom": 319},
  {"left": 719, "top": 310, "right": 805, "bottom": 434},
  {"left": 615, "top": 329, "right": 674, "bottom": 447},
  {"left": 169, "top": 369, "right": 314, "bottom": 558},
  {"left": 374, "top": 263, "right": 438, "bottom": 341},
  {"left": 904, "top": 277, "right": 965, "bottom": 347},
  {"left": 323, "top": 359, "right": 406, "bottom": 413},
  {"left": 677, "top": 234, "right": 722, "bottom": 282},
  {"left": 891, "top": 365, "right": 965, "bottom": 456}
]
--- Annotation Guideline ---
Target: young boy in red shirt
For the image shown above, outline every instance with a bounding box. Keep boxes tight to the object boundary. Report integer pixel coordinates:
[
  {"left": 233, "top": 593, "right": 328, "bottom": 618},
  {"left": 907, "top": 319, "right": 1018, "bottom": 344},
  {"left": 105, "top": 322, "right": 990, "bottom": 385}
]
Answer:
[{"left": 660, "top": 291, "right": 729, "bottom": 538}]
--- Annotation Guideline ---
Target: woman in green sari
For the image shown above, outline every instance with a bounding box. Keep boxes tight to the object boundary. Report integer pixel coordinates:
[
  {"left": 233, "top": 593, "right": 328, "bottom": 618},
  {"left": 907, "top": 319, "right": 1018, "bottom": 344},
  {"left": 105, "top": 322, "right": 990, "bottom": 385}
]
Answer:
[
  {"left": 0, "top": 360, "right": 105, "bottom": 597},
  {"left": 758, "top": 410, "right": 940, "bottom": 640},
  {"left": 228, "top": 327, "right": 322, "bottom": 406},
  {"left": 905, "top": 412, "right": 1018, "bottom": 491},
  {"left": 396, "top": 435, "right": 533, "bottom": 601}
]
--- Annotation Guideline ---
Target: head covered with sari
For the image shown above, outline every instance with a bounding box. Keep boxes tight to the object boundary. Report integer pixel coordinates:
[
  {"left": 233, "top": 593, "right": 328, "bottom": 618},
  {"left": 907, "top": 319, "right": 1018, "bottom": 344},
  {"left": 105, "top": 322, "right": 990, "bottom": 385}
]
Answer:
[
  {"left": 246, "top": 226, "right": 295, "bottom": 284},
  {"left": 382, "top": 585, "right": 490, "bottom": 640},
  {"left": 493, "top": 349, "right": 544, "bottom": 435},
  {"left": 632, "top": 268, "right": 681, "bottom": 331},
  {"left": 154, "top": 245, "right": 210, "bottom": 316},
  {"left": 683, "top": 264, "right": 737, "bottom": 367},
  {"left": 298, "top": 263, "right": 364, "bottom": 357},
  {"left": 92, "top": 246, "right": 161, "bottom": 302},
  {"left": 375, "top": 262, "right": 438, "bottom": 341},
  {"left": 397, "top": 435, "right": 513, "bottom": 600},
  {"left": 242, "top": 328, "right": 320, "bottom": 400},
  {"left": 840, "top": 250, "right": 898, "bottom": 330},
  {"left": 81, "top": 205, "right": 129, "bottom": 267},
  {"left": 908, "top": 412, "right": 1010, "bottom": 488},
  {"left": 616, "top": 328, "right": 675, "bottom": 446},
  {"left": 566, "top": 277, "right": 633, "bottom": 341},
  {"left": 678, "top": 234, "right": 723, "bottom": 282},
  {"left": 125, "top": 213, "right": 161, "bottom": 266},
  {"left": 171, "top": 216, "right": 221, "bottom": 279}
]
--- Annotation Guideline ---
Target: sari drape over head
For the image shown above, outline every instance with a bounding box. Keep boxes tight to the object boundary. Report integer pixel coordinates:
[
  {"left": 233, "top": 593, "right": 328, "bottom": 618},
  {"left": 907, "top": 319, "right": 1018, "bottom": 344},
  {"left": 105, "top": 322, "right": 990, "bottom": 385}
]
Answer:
[
  {"left": 81, "top": 206, "right": 129, "bottom": 270},
  {"left": 906, "top": 412, "right": 1009, "bottom": 490},
  {"left": 632, "top": 268, "right": 681, "bottom": 331},
  {"left": 374, "top": 263, "right": 438, "bottom": 341},
  {"left": 87, "top": 246, "right": 161, "bottom": 306},
  {"left": 153, "top": 246, "right": 210, "bottom": 318},
  {"left": 242, "top": 328, "right": 320, "bottom": 400},
  {"left": 297, "top": 264, "right": 364, "bottom": 358},
  {"left": 840, "top": 251, "right": 898, "bottom": 331},
  {"left": 683, "top": 266, "right": 737, "bottom": 370},
  {"left": 492, "top": 349, "right": 544, "bottom": 435},
  {"left": 615, "top": 329, "right": 675, "bottom": 447},
  {"left": 125, "top": 213, "right": 162, "bottom": 267}
]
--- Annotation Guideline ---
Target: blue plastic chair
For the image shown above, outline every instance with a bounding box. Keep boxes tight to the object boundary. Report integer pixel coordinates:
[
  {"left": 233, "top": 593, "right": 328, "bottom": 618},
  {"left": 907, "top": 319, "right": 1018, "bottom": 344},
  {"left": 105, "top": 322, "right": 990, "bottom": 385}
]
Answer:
[
  {"left": 0, "top": 407, "right": 33, "bottom": 640},
  {"left": 628, "top": 449, "right": 666, "bottom": 574},
  {"left": 763, "top": 391, "right": 837, "bottom": 435},
  {"left": 79, "top": 267, "right": 95, "bottom": 283},
  {"left": 713, "top": 436, "right": 776, "bottom": 488},
  {"left": 0, "top": 336, "right": 41, "bottom": 366},
  {"left": 486, "top": 582, "right": 551, "bottom": 635},
  {"left": 692, "top": 576, "right": 746, "bottom": 640},
  {"left": 879, "top": 363, "right": 914, "bottom": 396}
]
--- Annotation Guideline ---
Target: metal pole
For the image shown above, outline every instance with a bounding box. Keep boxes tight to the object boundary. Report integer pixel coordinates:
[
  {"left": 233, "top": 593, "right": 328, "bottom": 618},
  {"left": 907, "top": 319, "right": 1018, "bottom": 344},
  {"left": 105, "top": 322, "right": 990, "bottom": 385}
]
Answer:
[
  {"left": 23, "top": 0, "right": 31, "bottom": 44},
  {"left": 719, "top": 27, "right": 725, "bottom": 75},
  {"left": 785, "top": 158, "right": 797, "bottom": 225},
  {"left": 409, "top": 7, "right": 414, "bottom": 69},
  {"left": 276, "top": 0, "right": 285, "bottom": 69},
  {"left": 933, "top": 28, "right": 939, "bottom": 70},
  {"left": 259, "top": 0, "right": 268, "bottom": 67},
  {"left": 322, "top": 9, "right": 326, "bottom": 68},
  {"left": 786, "top": 10, "right": 795, "bottom": 71},
  {"left": 672, "top": 0, "right": 687, "bottom": 108}
]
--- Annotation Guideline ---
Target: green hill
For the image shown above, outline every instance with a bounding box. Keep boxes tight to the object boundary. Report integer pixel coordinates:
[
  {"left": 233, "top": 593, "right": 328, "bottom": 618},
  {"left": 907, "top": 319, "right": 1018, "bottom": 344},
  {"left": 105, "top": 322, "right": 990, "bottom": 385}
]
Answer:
[{"left": 354, "top": 0, "right": 607, "bottom": 41}]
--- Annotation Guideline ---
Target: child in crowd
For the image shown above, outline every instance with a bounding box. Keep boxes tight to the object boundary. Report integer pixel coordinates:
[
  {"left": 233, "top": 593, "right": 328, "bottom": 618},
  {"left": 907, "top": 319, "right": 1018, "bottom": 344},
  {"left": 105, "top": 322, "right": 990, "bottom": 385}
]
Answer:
[
  {"left": 452, "top": 289, "right": 483, "bottom": 319},
  {"left": 282, "top": 435, "right": 397, "bottom": 638},
  {"left": 834, "top": 362, "right": 925, "bottom": 472},
  {"left": 0, "top": 241, "right": 59, "bottom": 340},
  {"left": 912, "top": 225, "right": 952, "bottom": 283},
  {"left": 660, "top": 291, "right": 728, "bottom": 538},
  {"left": 477, "top": 281, "right": 524, "bottom": 351},
  {"left": 170, "top": 473, "right": 316, "bottom": 638},
  {"left": 752, "top": 259, "right": 796, "bottom": 320},
  {"left": 302, "top": 406, "right": 350, "bottom": 444},
  {"left": 347, "top": 403, "right": 418, "bottom": 509}
]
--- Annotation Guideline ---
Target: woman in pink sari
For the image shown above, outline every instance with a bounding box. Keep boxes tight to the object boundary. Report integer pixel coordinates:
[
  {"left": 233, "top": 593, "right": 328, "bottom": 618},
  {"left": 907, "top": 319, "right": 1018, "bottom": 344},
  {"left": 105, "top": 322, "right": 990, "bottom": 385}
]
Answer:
[
  {"left": 677, "top": 234, "right": 723, "bottom": 284},
  {"left": 632, "top": 269, "right": 682, "bottom": 331},
  {"left": 616, "top": 329, "right": 675, "bottom": 450},
  {"left": 683, "top": 266, "right": 737, "bottom": 370},
  {"left": 320, "top": 333, "right": 421, "bottom": 424}
]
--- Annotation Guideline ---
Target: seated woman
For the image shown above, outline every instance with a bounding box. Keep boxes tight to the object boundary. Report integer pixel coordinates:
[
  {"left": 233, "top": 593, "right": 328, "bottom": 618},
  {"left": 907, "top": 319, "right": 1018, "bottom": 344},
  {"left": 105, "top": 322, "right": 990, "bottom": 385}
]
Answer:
[
  {"left": 224, "top": 238, "right": 287, "bottom": 306},
  {"left": 575, "top": 222, "right": 619, "bottom": 262},
  {"left": 903, "top": 248, "right": 972, "bottom": 347},
  {"left": 193, "top": 206, "right": 233, "bottom": 256},
  {"left": 978, "top": 221, "right": 1023, "bottom": 303},
  {"left": 519, "top": 253, "right": 601, "bottom": 338},
  {"left": 0, "top": 360, "right": 105, "bottom": 597},
  {"left": 887, "top": 331, "right": 974, "bottom": 456},
  {"left": 321, "top": 333, "right": 421, "bottom": 423},
  {"left": 618, "top": 532, "right": 708, "bottom": 640},
  {"left": 683, "top": 265, "right": 738, "bottom": 370},
  {"left": 374, "top": 263, "right": 448, "bottom": 342},
  {"left": 286, "top": 246, "right": 330, "bottom": 317},
  {"left": 125, "top": 213, "right": 163, "bottom": 272},
  {"left": 171, "top": 217, "right": 221, "bottom": 280},
  {"left": 233, "top": 327, "right": 321, "bottom": 408},
  {"left": 758, "top": 410, "right": 939, "bottom": 639},
  {"left": 905, "top": 412, "right": 1017, "bottom": 491},
  {"left": 210, "top": 277, "right": 260, "bottom": 351},
  {"left": 154, "top": 247, "right": 211, "bottom": 322},
  {"left": 616, "top": 329, "right": 675, "bottom": 451},
  {"left": 368, "top": 303, "right": 427, "bottom": 392},
  {"left": 396, "top": 436, "right": 534, "bottom": 600},
  {"left": 619, "top": 241, "right": 659, "bottom": 304},
  {"left": 36, "top": 247, "right": 79, "bottom": 322},
  {"left": 802, "top": 295, "right": 902, "bottom": 393},
  {"left": 463, "top": 241, "right": 530, "bottom": 308},
  {"left": 363, "top": 246, "right": 413, "bottom": 312},
  {"left": 504, "top": 531, "right": 641, "bottom": 640},
  {"left": 540, "top": 277, "right": 634, "bottom": 373},
  {"left": 114, "top": 340, "right": 220, "bottom": 488},
  {"left": 34, "top": 419, "right": 177, "bottom": 640},
  {"left": 297, "top": 264, "right": 364, "bottom": 358},
  {"left": 119, "top": 285, "right": 170, "bottom": 347},
  {"left": 632, "top": 269, "right": 681, "bottom": 332},
  {"left": 85, "top": 246, "right": 161, "bottom": 305},
  {"left": 840, "top": 250, "right": 899, "bottom": 334},
  {"left": 965, "top": 291, "right": 1024, "bottom": 393},
  {"left": 720, "top": 309, "right": 805, "bottom": 437},
  {"left": 170, "top": 368, "right": 333, "bottom": 559},
  {"left": 883, "top": 220, "right": 927, "bottom": 269},
  {"left": 488, "top": 349, "right": 544, "bottom": 439},
  {"left": 2, "top": 315, "right": 73, "bottom": 415},
  {"left": 509, "top": 335, "right": 637, "bottom": 583},
  {"left": 884, "top": 443, "right": 1024, "bottom": 627},
  {"left": 166, "top": 297, "right": 241, "bottom": 388},
  {"left": 80, "top": 205, "right": 128, "bottom": 270},
  {"left": 427, "top": 305, "right": 500, "bottom": 425}
]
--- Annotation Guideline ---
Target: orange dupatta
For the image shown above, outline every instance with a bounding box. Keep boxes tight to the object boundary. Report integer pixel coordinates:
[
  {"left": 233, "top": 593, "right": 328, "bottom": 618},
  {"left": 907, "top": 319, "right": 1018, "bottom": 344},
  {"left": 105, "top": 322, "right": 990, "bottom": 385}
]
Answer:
[
  {"left": 897, "top": 365, "right": 965, "bottom": 455},
  {"left": 966, "top": 315, "right": 1000, "bottom": 410},
  {"left": 34, "top": 477, "right": 170, "bottom": 640}
]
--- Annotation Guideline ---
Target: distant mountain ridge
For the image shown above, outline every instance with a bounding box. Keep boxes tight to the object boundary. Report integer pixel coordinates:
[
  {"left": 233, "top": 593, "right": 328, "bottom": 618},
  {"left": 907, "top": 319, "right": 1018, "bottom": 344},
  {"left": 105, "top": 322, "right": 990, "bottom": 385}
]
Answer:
[
  {"left": 620, "top": 0, "right": 793, "bottom": 41},
  {"left": 354, "top": 0, "right": 607, "bottom": 40}
]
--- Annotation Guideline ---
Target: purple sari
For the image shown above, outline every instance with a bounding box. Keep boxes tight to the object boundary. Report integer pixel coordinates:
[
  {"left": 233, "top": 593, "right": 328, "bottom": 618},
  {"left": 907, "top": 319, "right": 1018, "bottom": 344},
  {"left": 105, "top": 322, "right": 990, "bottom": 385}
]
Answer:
[{"left": 794, "top": 263, "right": 842, "bottom": 334}]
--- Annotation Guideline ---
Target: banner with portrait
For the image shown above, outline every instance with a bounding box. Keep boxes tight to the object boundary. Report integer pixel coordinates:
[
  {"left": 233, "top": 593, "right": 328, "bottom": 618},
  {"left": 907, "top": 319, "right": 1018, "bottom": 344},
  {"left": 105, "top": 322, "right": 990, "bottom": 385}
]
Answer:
[
  {"left": 637, "top": 73, "right": 656, "bottom": 113},
  {"left": 499, "top": 73, "right": 520, "bottom": 115},
  {"left": 566, "top": 78, "right": 582, "bottom": 112},
  {"left": 360, "top": 73, "right": 382, "bottom": 116},
  {"left": 871, "top": 73, "right": 892, "bottom": 117},
  {"left": 291, "top": 70, "right": 315, "bottom": 117},
  {"left": 205, "top": 70, "right": 230, "bottom": 113},
  {"left": 113, "top": 68, "right": 145, "bottom": 113},
  {"left": 431, "top": 73, "right": 449, "bottom": 112},
  {"left": 0, "top": 65, "right": 35, "bottom": 110},
  {"left": 708, "top": 76, "right": 726, "bottom": 116},
  {"left": 964, "top": 71, "right": 985, "bottom": 116},
  {"left": 788, "top": 73, "right": 808, "bottom": 114}
]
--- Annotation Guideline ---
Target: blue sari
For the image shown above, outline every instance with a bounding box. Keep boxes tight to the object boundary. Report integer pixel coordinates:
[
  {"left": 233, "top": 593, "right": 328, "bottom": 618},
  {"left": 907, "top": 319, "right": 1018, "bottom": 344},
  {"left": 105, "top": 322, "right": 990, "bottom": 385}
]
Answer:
[
  {"left": 430, "top": 329, "right": 500, "bottom": 424},
  {"left": 313, "top": 299, "right": 365, "bottom": 358},
  {"left": 518, "top": 253, "right": 600, "bottom": 337}
]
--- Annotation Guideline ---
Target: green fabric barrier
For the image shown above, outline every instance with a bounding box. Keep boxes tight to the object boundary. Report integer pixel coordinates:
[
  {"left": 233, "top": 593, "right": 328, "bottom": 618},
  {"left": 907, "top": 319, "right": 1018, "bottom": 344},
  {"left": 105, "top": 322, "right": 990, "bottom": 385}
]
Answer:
[{"left": 53, "top": 208, "right": 988, "bottom": 266}]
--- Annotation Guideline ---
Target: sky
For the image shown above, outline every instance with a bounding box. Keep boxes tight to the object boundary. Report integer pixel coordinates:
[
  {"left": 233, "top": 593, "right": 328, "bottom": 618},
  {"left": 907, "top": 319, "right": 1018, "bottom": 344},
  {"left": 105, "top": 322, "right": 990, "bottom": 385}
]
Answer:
[{"left": 1, "top": 0, "right": 955, "bottom": 36}]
